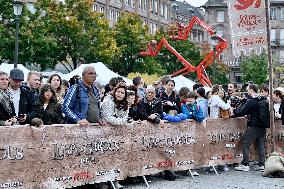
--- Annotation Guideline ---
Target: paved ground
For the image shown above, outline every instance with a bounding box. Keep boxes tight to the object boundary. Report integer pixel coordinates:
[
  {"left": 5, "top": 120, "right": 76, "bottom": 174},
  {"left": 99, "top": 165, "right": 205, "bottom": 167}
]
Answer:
[{"left": 123, "top": 168, "right": 284, "bottom": 189}]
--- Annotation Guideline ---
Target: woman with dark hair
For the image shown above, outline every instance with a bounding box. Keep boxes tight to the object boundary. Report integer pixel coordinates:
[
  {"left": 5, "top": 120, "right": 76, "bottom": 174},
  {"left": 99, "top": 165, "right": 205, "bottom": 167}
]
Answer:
[
  {"left": 101, "top": 83, "right": 129, "bottom": 125},
  {"left": 48, "top": 74, "right": 64, "bottom": 104},
  {"left": 196, "top": 87, "right": 208, "bottom": 118},
  {"left": 31, "top": 84, "right": 63, "bottom": 125},
  {"left": 179, "top": 87, "right": 190, "bottom": 106},
  {"left": 273, "top": 90, "right": 283, "bottom": 119},
  {"left": 158, "top": 79, "right": 180, "bottom": 113},
  {"left": 0, "top": 71, "right": 16, "bottom": 126}
]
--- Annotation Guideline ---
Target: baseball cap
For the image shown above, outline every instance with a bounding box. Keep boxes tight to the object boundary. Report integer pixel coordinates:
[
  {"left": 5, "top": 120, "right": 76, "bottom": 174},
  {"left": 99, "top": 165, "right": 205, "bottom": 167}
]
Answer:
[{"left": 10, "top": 68, "right": 24, "bottom": 81}]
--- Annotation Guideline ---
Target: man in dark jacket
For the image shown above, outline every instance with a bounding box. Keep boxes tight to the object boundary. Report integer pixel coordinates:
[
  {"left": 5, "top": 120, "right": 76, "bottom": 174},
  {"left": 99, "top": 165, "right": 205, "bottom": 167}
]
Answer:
[
  {"left": 233, "top": 84, "right": 266, "bottom": 172},
  {"left": 8, "top": 69, "right": 35, "bottom": 124}
]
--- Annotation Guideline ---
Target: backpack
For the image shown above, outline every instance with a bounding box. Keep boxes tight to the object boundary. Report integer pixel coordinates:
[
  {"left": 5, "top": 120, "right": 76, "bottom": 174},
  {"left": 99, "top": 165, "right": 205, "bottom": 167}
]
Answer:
[{"left": 258, "top": 98, "right": 270, "bottom": 128}]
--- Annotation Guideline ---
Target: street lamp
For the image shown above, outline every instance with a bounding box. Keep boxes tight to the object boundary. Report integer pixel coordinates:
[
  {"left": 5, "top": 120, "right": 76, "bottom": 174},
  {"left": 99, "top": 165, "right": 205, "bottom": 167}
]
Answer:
[
  {"left": 13, "top": 0, "right": 24, "bottom": 68},
  {"left": 210, "top": 34, "right": 220, "bottom": 84}
]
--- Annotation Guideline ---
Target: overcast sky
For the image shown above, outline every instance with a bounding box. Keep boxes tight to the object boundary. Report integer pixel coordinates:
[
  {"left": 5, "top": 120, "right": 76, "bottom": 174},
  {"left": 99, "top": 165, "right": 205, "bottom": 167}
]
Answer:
[{"left": 183, "top": 0, "right": 208, "bottom": 7}]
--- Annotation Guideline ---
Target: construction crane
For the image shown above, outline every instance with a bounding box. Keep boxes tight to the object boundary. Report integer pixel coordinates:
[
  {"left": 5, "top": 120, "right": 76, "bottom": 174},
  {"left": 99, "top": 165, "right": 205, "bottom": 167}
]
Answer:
[{"left": 140, "top": 16, "right": 227, "bottom": 87}]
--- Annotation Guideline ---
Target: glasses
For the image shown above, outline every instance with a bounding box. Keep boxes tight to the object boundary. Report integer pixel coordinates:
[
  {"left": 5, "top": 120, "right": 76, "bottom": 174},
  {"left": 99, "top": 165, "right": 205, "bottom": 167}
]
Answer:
[{"left": 87, "top": 72, "right": 98, "bottom": 77}]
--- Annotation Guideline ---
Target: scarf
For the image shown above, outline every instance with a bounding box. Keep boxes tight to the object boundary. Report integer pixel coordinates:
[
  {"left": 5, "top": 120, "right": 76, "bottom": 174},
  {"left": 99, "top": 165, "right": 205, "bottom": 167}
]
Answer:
[{"left": 0, "top": 89, "right": 12, "bottom": 115}]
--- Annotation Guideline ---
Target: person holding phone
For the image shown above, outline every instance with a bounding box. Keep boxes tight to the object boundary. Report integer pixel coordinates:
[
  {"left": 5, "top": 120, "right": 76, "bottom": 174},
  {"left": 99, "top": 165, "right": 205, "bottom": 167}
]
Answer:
[{"left": 0, "top": 71, "right": 16, "bottom": 126}]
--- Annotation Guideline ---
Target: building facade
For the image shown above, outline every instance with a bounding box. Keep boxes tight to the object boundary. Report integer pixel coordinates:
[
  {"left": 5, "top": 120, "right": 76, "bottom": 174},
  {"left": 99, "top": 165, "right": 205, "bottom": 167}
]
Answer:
[
  {"left": 203, "top": 0, "right": 284, "bottom": 85},
  {"left": 170, "top": 1, "right": 206, "bottom": 43},
  {"left": 94, "top": 0, "right": 171, "bottom": 34}
]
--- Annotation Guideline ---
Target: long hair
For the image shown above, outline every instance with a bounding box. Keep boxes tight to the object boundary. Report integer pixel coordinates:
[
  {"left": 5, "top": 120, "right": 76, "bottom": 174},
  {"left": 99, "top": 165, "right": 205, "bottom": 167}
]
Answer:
[
  {"left": 48, "top": 74, "right": 62, "bottom": 93},
  {"left": 39, "top": 84, "right": 58, "bottom": 106},
  {"left": 112, "top": 83, "right": 128, "bottom": 111}
]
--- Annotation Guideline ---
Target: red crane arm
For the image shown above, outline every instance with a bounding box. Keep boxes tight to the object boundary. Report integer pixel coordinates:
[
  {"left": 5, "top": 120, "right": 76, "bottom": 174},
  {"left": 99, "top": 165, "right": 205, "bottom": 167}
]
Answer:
[{"left": 140, "top": 38, "right": 195, "bottom": 72}]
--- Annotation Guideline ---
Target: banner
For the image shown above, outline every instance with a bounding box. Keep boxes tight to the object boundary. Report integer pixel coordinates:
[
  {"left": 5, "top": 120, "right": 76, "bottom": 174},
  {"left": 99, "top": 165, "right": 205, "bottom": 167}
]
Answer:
[
  {"left": 228, "top": 0, "right": 267, "bottom": 57},
  {"left": 0, "top": 119, "right": 283, "bottom": 189}
]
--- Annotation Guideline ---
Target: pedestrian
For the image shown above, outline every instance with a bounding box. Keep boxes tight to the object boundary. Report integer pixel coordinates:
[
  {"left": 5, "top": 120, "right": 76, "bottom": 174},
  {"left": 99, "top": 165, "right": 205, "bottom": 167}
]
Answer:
[
  {"left": 158, "top": 79, "right": 180, "bottom": 113},
  {"left": 233, "top": 84, "right": 267, "bottom": 172},
  {"left": 137, "top": 85, "right": 163, "bottom": 124},
  {"left": 31, "top": 84, "right": 63, "bottom": 125},
  {"left": 62, "top": 66, "right": 106, "bottom": 126},
  {"left": 48, "top": 74, "right": 65, "bottom": 104},
  {"left": 0, "top": 71, "right": 16, "bottom": 126},
  {"left": 101, "top": 83, "right": 129, "bottom": 125},
  {"left": 8, "top": 68, "right": 35, "bottom": 124}
]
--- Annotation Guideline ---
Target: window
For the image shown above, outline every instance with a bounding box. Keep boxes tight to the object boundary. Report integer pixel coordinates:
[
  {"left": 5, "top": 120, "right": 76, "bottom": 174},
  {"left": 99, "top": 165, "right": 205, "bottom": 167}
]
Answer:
[
  {"left": 154, "top": 0, "right": 158, "bottom": 14},
  {"left": 271, "top": 28, "right": 276, "bottom": 43},
  {"left": 280, "top": 29, "right": 284, "bottom": 45},
  {"left": 216, "top": 30, "right": 224, "bottom": 37},
  {"left": 139, "top": 0, "right": 142, "bottom": 9},
  {"left": 160, "top": 3, "right": 164, "bottom": 17},
  {"left": 270, "top": 8, "right": 276, "bottom": 20},
  {"left": 116, "top": 0, "right": 121, "bottom": 3},
  {"left": 93, "top": 4, "right": 97, "bottom": 12},
  {"left": 110, "top": 10, "right": 114, "bottom": 21},
  {"left": 130, "top": 0, "right": 134, "bottom": 8},
  {"left": 235, "top": 73, "right": 242, "bottom": 83},
  {"left": 150, "top": 0, "right": 153, "bottom": 12},
  {"left": 281, "top": 8, "right": 284, "bottom": 20},
  {"left": 115, "top": 12, "right": 120, "bottom": 22},
  {"left": 125, "top": 0, "right": 129, "bottom": 6},
  {"left": 165, "top": 5, "right": 168, "bottom": 19},
  {"left": 217, "top": 11, "right": 224, "bottom": 22},
  {"left": 280, "top": 51, "right": 284, "bottom": 62},
  {"left": 99, "top": 6, "right": 104, "bottom": 13},
  {"left": 143, "top": 0, "right": 146, "bottom": 11}
]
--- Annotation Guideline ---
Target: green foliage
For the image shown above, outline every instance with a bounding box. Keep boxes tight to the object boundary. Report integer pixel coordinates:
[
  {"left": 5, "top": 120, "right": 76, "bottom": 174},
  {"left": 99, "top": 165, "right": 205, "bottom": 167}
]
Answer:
[
  {"left": 112, "top": 13, "right": 164, "bottom": 75},
  {"left": 240, "top": 54, "right": 268, "bottom": 85},
  {"left": 0, "top": 0, "right": 119, "bottom": 71},
  {"left": 208, "top": 62, "right": 230, "bottom": 85}
]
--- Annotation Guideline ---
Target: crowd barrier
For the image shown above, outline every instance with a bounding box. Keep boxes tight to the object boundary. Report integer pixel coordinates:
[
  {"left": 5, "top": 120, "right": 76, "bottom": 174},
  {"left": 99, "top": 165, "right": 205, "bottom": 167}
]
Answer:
[{"left": 0, "top": 118, "right": 283, "bottom": 189}]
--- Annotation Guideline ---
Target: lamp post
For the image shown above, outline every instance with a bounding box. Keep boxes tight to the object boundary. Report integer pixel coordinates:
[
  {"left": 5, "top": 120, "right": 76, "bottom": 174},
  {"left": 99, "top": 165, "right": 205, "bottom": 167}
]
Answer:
[
  {"left": 13, "top": 0, "right": 23, "bottom": 68},
  {"left": 210, "top": 34, "right": 219, "bottom": 84}
]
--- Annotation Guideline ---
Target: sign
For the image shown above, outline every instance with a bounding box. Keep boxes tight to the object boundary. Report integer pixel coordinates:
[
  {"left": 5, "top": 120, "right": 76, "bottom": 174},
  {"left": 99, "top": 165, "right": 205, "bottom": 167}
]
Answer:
[
  {"left": 0, "top": 119, "right": 283, "bottom": 189},
  {"left": 228, "top": 0, "right": 267, "bottom": 57}
]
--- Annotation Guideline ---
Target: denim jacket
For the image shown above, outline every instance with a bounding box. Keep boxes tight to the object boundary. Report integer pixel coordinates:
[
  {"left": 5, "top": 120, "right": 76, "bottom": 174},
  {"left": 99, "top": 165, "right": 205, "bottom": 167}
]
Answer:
[{"left": 62, "top": 80, "right": 100, "bottom": 123}]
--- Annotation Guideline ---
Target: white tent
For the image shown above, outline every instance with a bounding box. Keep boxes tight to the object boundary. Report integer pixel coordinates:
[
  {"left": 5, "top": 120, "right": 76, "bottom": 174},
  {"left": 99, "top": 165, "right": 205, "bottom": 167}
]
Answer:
[
  {"left": 61, "top": 62, "right": 132, "bottom": 85},
  {"left": 172, "top": 75, "right": 211, "bottom": 92},
  {"left": 173, "top": 75, "right": 196, "bottom": 91},
  {"left": 0, "top": 63, "right": 30, "bottom": 81}
]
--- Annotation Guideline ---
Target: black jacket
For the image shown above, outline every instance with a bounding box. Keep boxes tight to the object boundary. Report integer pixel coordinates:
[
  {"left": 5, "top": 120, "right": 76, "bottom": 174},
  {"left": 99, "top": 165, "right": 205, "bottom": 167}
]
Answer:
[
  {"left": 32, "top": 103, "right": 63, "bottom": 125},
  {"left": 233, "top": 95, "right": 266, "bottom": 127},
  {"left": 0, "top": 101, "right": 15, "bottom": 123},
  {"left": 18, "top": 85, "right": 37, "bottom": 123},
  {"left": 157, "top": 91, "right": 181, "bottom": 113},
  {"left": 137, "top": 97, "right": 163, "bottom": 123}
]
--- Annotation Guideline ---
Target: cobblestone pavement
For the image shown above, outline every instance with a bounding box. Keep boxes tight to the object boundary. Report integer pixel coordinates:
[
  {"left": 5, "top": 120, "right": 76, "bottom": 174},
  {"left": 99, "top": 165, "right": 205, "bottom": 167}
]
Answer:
[{"left": 123, "top": 168, "right": 284, "bottom": 189}]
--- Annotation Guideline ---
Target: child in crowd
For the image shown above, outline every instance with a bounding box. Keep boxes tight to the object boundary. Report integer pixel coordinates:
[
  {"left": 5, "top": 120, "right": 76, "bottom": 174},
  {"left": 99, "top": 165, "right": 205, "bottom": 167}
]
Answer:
[{"left": 181, "top": 92, "right": 205, "bottom": 122}]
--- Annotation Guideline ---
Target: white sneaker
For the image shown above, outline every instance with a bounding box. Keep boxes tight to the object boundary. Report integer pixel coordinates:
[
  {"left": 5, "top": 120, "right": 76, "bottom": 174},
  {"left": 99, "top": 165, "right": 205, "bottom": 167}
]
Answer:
[
  {"left": 114, "top": 181, "right": 123, "bottom": 189},
  {"left": 192, "top": 171, "right": 199, "bottom": 176},
  {"left": 223, "top": 165, "right": 230, "bottom": 172},
  {"left": 235, "top": 164, "right": 250, "bottom": 172},
  {"left": 255, "top": 165, "right": 265, "bottom": 171}
]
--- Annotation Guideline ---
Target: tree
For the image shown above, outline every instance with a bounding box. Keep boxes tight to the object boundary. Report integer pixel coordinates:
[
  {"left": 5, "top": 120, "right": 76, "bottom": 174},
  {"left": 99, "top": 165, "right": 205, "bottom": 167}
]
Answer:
[
  {"left": 0, "top": 0, "right": 119, "bottom": 71},
  {"left": 240, "top": 54, "right": 268, "bottom": 85},
  {"left": 113, "top": 13, "right": 165, "bottom": 76}
]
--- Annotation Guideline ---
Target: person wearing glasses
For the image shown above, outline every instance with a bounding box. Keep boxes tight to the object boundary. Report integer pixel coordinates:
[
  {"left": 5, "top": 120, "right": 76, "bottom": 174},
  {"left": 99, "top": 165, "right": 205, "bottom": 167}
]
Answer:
[{"left": 62, "top": 66, "right": 106, "bottom": 126}]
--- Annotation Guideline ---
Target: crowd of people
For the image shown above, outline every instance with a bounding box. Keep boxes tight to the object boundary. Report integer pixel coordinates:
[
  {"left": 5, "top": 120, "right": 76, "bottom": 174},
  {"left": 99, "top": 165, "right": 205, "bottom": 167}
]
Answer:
[{"left": 0, "top": 65, "right": 283, "bottom": 188}]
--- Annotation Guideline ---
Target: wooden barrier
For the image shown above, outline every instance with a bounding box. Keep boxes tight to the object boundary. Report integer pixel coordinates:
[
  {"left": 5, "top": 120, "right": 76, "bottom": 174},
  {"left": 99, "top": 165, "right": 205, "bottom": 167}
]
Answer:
[{"left": 0, "top": 118, "right": 283, "bottom": 189}]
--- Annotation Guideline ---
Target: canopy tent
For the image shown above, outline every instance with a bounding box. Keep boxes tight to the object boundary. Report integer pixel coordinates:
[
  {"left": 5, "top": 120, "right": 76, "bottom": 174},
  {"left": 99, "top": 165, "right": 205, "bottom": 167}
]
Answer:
[
  {"left": 0, "top": 63, "right": 30, "bottom": 81},
  {"left": 61, "top": 62, "right": 132, "bottom": 86},
  {"left": 172, "top": 75, "right": 211, "bottom": 92}
]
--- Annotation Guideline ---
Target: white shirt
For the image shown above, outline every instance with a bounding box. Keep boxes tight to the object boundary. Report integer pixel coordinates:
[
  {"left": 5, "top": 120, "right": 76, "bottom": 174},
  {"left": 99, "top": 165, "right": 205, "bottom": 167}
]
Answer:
[
  {"left": 8, "top": 87, "right": 21, "bottom": 116},
  {"left": 208, "top": 95, "right": 231, "bottom": 119}
]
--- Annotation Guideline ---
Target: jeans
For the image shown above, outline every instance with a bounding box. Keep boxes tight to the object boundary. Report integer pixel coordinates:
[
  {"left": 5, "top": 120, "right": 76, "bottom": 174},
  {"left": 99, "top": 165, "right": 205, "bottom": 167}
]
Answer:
[{"left": 241, "top": 126, "right": 266, "bottom": 165}]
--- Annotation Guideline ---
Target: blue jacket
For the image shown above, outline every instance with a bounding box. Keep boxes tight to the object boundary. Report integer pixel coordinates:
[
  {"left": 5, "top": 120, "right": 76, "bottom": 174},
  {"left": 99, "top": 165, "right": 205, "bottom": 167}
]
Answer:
[
  {"left": 62, "top": 80, "right": 100, "bottom": 123},
  {"left": 181, "top": 102, "right": 205, "bottom": 122}
]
